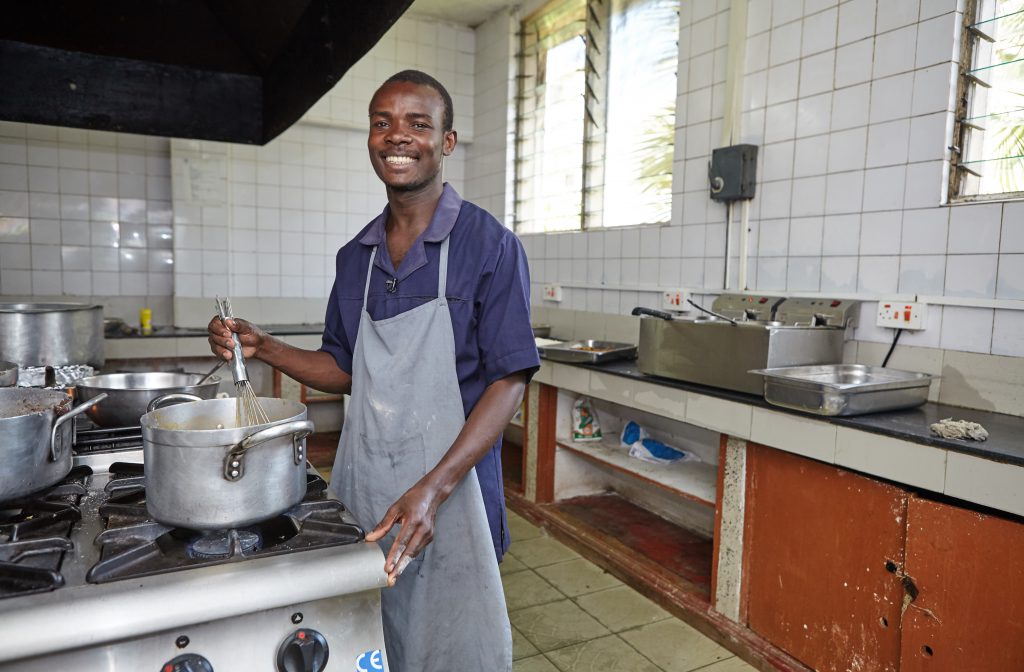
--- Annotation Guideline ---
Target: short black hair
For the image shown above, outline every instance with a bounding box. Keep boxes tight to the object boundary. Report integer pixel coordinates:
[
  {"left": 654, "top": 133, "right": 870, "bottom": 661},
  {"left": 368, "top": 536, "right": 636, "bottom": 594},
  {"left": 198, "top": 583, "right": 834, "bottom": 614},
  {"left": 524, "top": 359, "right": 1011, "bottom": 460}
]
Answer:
[{"left": 377, "top": 70, "right": 454, "bottom": 132}]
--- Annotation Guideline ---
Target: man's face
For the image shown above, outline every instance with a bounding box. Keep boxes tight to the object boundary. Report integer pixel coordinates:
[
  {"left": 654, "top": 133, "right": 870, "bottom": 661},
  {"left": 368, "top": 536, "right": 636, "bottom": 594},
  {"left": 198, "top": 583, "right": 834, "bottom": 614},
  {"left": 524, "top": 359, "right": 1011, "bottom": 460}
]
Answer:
[{"left": 367, "top": 81, "right": 455, "bottom": 193}]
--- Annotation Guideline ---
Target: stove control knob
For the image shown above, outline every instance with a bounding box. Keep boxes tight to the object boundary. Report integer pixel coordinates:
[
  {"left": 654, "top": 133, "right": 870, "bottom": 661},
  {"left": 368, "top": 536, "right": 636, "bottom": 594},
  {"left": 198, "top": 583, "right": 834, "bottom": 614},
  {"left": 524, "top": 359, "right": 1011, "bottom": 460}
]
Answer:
[
  {"left": 277, "top": 629, "right": 330, "bottom": 672},
  {"left": 160, "top": 654, "right": 213, "bottom": 672}
]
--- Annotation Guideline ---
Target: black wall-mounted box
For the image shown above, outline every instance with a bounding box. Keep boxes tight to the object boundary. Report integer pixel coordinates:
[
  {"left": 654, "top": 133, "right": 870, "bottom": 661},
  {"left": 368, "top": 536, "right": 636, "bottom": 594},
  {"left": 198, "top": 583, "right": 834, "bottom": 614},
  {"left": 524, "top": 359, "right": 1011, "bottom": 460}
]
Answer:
[{"left": 709, "top": 144, "right": 758, "bottom": 202}]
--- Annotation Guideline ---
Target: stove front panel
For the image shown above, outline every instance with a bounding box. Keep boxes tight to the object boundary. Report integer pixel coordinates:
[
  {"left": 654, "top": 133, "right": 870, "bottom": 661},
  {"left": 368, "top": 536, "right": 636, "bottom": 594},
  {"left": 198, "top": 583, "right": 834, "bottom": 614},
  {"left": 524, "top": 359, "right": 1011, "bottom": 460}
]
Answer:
[{"left": 0, "top": 591, "right": 389, "bottom": 671}]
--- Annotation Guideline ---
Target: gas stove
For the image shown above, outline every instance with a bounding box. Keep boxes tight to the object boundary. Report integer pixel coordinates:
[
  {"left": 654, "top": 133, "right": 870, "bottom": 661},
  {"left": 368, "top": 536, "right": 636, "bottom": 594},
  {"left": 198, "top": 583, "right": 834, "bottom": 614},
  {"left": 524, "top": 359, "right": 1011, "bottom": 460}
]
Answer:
[{"left": 0, "top": 434, "right": 389, "bottom": 671}]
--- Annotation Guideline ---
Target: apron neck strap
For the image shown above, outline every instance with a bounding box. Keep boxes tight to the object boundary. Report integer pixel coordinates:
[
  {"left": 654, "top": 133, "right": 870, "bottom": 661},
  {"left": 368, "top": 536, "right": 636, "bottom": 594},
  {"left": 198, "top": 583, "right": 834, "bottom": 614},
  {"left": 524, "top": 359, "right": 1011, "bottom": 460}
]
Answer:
[
  {"left": 362, "top": 236, "right": 451, "bottom": 308},
  {"left": 437, "top": 236, "right": 450, "bottom": 299},
  {"left": 363, "top": 246, "right": 377, "bottom": 308}
]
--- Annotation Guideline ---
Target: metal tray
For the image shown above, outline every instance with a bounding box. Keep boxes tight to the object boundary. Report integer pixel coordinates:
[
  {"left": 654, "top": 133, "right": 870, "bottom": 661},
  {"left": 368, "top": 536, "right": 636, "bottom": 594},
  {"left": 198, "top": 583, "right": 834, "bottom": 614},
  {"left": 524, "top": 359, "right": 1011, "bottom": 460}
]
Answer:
[
  {"left": 749, "top": 364, "right": 935, "bottom": 416},
  {"left": 538, "top": 340, "right": 637, "bottom": 364}
]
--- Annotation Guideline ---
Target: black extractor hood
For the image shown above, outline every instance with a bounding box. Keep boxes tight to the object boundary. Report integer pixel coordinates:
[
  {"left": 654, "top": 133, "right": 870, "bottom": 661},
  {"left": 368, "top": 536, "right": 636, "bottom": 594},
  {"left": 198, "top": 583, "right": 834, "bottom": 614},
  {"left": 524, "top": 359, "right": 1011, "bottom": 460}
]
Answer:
[{"left": 0, "top": 0, "right": 414, "bottom": 144}]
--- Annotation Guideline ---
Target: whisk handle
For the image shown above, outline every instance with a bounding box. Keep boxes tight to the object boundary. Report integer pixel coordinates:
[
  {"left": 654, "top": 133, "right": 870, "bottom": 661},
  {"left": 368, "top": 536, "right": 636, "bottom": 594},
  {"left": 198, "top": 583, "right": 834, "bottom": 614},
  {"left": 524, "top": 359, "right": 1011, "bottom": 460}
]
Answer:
[{"left": 215, "top": 296, "right": 249, "bottom": 384}]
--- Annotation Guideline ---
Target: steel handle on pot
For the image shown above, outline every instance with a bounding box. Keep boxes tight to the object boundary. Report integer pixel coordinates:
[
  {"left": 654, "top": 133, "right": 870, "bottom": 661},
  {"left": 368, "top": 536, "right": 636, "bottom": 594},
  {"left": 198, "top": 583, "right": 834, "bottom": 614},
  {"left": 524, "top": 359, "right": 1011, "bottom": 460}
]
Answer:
[
  {"left": 224, "top": 419, "right": 315, "bottom": 482},
  {"left": 147, "top": 392, "right": 203, "bottom": 412},
  {"left": 50, "top": 392, "right": 108, "bottom": 462}
]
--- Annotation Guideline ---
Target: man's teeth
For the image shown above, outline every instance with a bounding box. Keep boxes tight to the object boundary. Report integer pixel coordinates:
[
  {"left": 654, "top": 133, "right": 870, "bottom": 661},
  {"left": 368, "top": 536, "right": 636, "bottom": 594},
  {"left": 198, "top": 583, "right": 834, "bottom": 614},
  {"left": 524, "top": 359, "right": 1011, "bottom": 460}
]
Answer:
[{"left": 385, "top": 156, "right": 415, "bottom": 165}]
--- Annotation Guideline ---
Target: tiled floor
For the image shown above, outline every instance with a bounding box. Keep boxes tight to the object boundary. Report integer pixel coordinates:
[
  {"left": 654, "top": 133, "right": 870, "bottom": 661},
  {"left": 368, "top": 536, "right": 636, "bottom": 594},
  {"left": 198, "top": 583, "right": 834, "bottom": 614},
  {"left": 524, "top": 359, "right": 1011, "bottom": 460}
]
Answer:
[{"left": 504, "top": 509, "right": 756, "bottom": 672}]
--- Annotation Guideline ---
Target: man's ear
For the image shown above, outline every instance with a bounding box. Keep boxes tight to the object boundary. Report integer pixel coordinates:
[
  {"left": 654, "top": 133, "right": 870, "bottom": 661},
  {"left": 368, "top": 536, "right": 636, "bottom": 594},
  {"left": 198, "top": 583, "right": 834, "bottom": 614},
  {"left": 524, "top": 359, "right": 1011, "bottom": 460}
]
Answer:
[{"left": 443, "top": 130, "right": 458, "bottom": 156}]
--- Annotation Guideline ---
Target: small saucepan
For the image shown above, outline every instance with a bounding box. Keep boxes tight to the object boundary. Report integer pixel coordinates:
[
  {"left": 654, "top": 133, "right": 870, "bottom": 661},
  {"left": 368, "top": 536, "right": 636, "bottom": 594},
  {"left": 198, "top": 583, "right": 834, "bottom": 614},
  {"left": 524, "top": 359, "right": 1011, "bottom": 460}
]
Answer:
[
  {"left": 0, "top": 388, "right": 108, "bottom": 503},
  {"left": 76, "top": 371, "right": 222, "bottom": 428}
]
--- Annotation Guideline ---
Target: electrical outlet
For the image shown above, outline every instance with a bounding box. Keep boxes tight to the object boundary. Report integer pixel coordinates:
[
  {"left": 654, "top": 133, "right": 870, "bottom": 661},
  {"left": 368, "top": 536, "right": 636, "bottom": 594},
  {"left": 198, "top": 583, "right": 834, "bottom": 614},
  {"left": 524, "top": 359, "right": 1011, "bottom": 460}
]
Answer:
[
  {"left": 876, "top": 300, "right": 928, "bottom": 330},
  {"left": 543, "top": 284, "right": 563, "bottom": 303},
  {"left": 661, "top": 289, "right": 689, "bottom": 311}
]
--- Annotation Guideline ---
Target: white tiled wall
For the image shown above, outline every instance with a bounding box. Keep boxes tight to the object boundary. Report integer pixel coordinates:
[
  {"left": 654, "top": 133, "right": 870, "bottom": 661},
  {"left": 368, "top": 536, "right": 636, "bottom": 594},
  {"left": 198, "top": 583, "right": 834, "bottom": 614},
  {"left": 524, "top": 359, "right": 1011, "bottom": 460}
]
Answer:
[
  {"left": 505, "top": 0, "right": 1024, "bottom": 361},
  {"left": 0, "top": 123, "right": 173, "bottom": 319}
]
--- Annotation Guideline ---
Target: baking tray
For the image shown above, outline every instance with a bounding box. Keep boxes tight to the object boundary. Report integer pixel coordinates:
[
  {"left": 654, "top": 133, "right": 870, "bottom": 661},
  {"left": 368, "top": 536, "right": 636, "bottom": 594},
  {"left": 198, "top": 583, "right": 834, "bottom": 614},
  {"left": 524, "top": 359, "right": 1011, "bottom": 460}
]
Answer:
[
  {"left": 538, "top": 340, "right": 637, "bottom": 364},
  {"left": 749, "top": 364, "right": 935, "bottom": 416}
]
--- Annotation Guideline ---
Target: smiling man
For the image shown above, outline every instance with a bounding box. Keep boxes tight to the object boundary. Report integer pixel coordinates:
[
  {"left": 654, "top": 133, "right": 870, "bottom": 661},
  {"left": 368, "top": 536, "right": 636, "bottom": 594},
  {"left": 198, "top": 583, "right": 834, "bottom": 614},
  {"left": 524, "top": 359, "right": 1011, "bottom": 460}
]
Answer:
[{"left": 207, "top": 70, "right": 538, "bottom": 671}]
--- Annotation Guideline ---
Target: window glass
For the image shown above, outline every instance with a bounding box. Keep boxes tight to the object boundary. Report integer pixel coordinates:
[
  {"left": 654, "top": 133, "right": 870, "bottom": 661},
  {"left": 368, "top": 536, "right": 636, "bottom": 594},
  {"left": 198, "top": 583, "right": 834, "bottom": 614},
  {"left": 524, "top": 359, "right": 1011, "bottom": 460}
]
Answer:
[
  {"left": 603, "top": 0, "right": 679, "bottom": 226},
  {"left": 956, "top": 0, "right": 1024, "bottom": 198}
]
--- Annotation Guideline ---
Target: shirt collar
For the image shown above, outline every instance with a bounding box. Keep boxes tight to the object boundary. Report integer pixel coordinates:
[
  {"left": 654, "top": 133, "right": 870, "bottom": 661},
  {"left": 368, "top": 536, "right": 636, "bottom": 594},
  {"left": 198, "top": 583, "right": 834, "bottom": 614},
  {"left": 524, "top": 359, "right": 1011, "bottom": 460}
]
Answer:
[{"left": 357, "top": 184, "right": 463, "bottom": 281}]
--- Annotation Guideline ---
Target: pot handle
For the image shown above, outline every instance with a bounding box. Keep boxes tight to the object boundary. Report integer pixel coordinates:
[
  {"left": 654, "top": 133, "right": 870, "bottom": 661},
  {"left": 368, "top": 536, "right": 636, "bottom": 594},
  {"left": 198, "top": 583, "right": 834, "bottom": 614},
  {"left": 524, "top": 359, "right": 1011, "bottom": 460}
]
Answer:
[
  {"left": 50, "top": 393, "right": 109, "bottom": 462},
  {"left": 147, "top": 392, "right": 202, "bottom": 412},
  {"left": 224, "top": 419, "right": 315, "bottom": 482},
  {"left": 631, "top": 306, "right": 675, "bottom": 320}
]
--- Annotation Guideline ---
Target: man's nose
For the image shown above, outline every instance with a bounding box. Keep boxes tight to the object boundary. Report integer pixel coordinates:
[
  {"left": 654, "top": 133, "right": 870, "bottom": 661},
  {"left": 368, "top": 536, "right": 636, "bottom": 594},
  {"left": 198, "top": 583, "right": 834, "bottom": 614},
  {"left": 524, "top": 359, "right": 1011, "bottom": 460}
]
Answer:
[{"left": 385, "top": 126, "right": 411, "bottom": 144}]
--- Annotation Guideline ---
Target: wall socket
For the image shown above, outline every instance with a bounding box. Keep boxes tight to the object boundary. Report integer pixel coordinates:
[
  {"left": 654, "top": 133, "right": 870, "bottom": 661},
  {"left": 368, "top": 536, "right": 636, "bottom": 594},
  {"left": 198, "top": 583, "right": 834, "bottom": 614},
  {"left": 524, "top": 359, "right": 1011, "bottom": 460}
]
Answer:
[
  {"left": 661, "top": 289, "right": 689, "bottom": 311},
  {"left": 876, "top": 300, "right": 928, "bottom": 330},
  {"left": 543, "top": 284, "right": 563, "bottom": 302}
]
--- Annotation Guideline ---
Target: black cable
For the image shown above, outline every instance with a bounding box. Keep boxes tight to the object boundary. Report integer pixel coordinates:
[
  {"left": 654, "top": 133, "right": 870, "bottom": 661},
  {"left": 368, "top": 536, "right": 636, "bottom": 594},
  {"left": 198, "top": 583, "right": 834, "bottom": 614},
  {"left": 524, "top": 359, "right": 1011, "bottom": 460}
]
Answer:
[{"left": 881, "top": 328, "right": 903, "bottom": 368}]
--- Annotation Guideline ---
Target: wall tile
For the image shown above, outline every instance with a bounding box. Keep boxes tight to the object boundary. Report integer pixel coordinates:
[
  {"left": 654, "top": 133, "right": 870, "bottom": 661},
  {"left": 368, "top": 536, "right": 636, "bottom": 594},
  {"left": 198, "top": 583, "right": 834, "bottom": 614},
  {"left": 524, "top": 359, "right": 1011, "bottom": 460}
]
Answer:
[
  {"left": 860, "top": 211, "right": 902, "bottom": 255},
  {"left": 996, "top": 254, "right": 1024, "bottom": 300},
  {"left": 939, "top": 306, "right": 993, "bottom": 354},
  {"left": 831, "top": 83, "right": 871, "bottom": 130},
  {"left": 991, "top": 310, "right": 1024, "bottom": 357},
  {"left": 944, "top": 254, "right": 997, "bottom": 298},
  {"left": 872, "top": 25, "right": 917, "bottom": 78},
  {"left": 947, "top": 203, "right": 1002, "bottom": 254},
  {"left": 865, "top": 119, "right": 910, "bottom": 168},
  {"left": 838, "top": 0, "right": 878, "bottom": 45},
  {"left": 869, "top": 72, "right": 915, "bottom": 123},
  {"left": 857, "top": 255, "right": 899, "bottom": 293},
  {"left": 828, "top": 127, "right": 868, "bottom": 173},
  {"left": 898, "top": 254, "right": 946, "bottom": 294},
  {"left": 916, "top": 12, "right": 958, "bottom": 68}
]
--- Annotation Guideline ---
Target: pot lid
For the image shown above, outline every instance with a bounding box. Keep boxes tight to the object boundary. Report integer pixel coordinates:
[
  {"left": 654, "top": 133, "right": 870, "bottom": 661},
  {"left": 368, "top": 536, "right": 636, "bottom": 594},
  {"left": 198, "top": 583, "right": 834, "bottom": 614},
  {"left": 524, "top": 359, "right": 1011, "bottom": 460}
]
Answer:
[{"left": 0, "top": 0, "right": 414, "bottom": 144}]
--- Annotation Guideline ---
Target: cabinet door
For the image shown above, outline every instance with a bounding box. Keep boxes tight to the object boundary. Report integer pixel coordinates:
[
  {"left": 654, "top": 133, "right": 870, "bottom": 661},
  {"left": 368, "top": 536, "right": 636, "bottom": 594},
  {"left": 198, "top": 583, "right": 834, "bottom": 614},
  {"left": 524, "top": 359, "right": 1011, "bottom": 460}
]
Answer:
[
  {"left": 745, "top": 444, "right": 906, "bottom": 672},
  {"left": 901, "top": 497, "right": 1024, "bottom": 671}
]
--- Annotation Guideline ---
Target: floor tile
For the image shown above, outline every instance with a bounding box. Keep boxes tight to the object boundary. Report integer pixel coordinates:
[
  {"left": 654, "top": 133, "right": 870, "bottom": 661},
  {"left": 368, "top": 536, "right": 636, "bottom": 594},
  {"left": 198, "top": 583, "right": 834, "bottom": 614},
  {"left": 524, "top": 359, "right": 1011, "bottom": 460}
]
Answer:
[
  {"left": 510, "top": 599, "right": 611, "bottom": 652},
  {"left": 508, "top": 510, "right": 545, "bottom": 541},
  {"left": 500, "top": 553, "right": 528, "bottom": 576},
  {"left": 514, "top": 655, "right": 560, "bottom": 671},
  {"left": 575, "top": 585, "right": 670, "bottom": 633},
  {"left": 697, "top": 657, "right": 758, "bottom": 671},
  {"left": 509, "top": 535, "right": 580, "bottom": 568},
  {"left": 536, "top": 557, "right": 622, "bottom": 597},
  {"left": 503, "top": 569, "right": 565, "bottom": 612},
  {"left": 544, "top": 635, "right": 661, "bottom": 672},
  {"left": 619, "top": 619, "right": 733, "bottom": 672},
  {"left": 513, "top": 625, "right": 539, "bottom": 660}
]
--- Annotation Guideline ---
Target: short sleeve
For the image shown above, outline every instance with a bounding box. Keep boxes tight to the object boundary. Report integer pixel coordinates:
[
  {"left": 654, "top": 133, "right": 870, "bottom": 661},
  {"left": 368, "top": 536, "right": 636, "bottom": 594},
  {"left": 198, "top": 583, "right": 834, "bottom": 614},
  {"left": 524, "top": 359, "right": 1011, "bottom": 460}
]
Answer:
[
  {"left": 320, "top": 279, "right": 354, "bottom": 375},
  {"left": 475, "top": 232, "right": 540, "bottom": 385}
]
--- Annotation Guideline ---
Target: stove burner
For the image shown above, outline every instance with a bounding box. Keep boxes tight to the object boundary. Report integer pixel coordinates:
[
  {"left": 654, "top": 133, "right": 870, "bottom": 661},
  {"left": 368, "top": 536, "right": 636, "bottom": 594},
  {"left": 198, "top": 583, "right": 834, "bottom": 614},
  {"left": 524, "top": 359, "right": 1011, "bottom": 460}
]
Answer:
[
  {"left": 73, "top": 421, "right": 143, "bottom": 454},
  {"left": 86, "top": 463, "right": 364, "bottom": 584},
  {"left": 0, "top": 466, "right": 92, "bottom": 600},
  {"left": 189, "top": 529, "right": 262, "bottom": 559}
]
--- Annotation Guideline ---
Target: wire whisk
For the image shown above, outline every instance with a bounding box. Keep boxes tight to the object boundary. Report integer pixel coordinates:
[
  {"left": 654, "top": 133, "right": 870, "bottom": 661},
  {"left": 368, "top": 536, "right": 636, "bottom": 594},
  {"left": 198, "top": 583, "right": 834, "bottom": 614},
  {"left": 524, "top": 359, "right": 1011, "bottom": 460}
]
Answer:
[{"left": 215, "top": 296, "right": 270, "bottom": 427}]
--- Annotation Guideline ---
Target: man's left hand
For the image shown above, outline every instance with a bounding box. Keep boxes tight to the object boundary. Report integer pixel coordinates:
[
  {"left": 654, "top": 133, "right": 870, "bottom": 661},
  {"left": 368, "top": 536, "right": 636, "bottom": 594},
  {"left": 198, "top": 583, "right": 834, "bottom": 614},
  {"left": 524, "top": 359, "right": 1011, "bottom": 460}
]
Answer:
[{"left": 364, "top": 480, "right": 444, "bottom": 586}]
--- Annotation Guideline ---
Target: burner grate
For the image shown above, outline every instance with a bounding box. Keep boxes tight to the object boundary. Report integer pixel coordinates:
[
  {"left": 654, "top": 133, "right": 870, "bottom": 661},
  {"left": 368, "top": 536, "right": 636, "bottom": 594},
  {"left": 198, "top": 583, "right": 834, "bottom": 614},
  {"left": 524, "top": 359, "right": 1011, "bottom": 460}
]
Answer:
[
  {"left": 86, "top": 464, "right": 364, "bottom": 584},
  {"left": 0, "top": 466, "right": 92, "bottom": 599},
  {"left": 73, "top": 421, "right": 143, "bottom": 454}
]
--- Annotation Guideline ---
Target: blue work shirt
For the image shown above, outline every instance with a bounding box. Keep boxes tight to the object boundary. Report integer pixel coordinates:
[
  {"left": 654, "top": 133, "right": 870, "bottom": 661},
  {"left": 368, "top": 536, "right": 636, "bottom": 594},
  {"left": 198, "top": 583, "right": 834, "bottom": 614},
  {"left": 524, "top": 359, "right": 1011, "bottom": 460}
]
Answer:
[{"left": 320, "top": 184, "right": 539, "bottom": 560}]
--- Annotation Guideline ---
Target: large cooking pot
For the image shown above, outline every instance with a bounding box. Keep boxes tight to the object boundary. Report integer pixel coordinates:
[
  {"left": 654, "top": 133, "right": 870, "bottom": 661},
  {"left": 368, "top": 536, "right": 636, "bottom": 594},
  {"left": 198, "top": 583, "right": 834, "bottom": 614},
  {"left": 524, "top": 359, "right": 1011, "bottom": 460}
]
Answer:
[
  {"left": 0, "top": 389, "right": 108, "bottom": 502},
  {"left": 140, "top": 395, "right": 313, "bottom": 530},
  {"left": 0, "top": 303, "right": 104, "bottom": 368},
  {"left": 76, "top": 372, "right": 222, "bottom": 428}
]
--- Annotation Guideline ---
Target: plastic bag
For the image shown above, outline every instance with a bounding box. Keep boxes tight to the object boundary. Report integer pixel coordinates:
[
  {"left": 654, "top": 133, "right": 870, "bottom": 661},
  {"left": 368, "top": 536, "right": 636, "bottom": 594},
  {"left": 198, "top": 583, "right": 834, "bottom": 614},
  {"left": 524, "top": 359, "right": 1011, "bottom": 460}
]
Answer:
[
  {"left": 628, "top": 437, "right": 696, "bottom": 465},
  {"left": 620, "top": 420, "right": 648, "bottom": 447},
  {"left": 572, "top": 397, "right": 602, "bottom": 441}
]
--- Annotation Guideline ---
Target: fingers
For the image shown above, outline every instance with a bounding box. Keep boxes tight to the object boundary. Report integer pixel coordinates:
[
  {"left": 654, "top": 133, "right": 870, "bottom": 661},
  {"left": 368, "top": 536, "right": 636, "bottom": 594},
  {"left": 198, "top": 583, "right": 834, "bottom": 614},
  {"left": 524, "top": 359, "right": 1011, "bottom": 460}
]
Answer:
[{"left": 364, "top": 507, "right": 400, "bottom": 542}]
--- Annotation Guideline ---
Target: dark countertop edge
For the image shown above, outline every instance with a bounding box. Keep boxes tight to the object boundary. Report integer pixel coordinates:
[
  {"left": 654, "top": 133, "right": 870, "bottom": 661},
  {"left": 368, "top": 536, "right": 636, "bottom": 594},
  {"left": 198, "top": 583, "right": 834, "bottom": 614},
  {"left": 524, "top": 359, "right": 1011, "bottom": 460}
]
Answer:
[
  {"left": 106, "top": 324, "right": 326, "bottom": 338},
  {"left": 561, "top": 358, "right": 1024, "bottom": 469}
]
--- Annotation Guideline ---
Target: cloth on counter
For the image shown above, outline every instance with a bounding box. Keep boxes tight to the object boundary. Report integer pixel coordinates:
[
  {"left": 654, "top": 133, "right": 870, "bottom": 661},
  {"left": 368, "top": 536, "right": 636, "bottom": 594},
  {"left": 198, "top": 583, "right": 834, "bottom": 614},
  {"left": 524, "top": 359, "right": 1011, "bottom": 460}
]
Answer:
[{"left": 929, "top": 417, "right": 989, "bottom": 441}]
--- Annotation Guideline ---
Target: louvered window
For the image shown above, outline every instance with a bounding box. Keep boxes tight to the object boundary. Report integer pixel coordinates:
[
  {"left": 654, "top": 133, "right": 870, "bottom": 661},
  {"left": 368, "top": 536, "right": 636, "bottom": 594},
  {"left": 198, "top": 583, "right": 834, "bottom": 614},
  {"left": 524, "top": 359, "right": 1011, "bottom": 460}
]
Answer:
[
  {"left": 513, "top": 0, "right": 679, "bottom": 233},
  {"left": 951, "top": 0, "right": 1024, "bottom": 200}
]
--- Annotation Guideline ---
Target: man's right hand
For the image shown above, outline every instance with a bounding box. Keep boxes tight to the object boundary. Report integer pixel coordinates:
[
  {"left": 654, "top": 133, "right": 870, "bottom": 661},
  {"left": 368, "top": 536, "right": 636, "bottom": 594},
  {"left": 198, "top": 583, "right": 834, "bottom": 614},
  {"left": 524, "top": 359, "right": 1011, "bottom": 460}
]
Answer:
[{"left": 207, "top": 315, "right": 266, "bottom": 362}]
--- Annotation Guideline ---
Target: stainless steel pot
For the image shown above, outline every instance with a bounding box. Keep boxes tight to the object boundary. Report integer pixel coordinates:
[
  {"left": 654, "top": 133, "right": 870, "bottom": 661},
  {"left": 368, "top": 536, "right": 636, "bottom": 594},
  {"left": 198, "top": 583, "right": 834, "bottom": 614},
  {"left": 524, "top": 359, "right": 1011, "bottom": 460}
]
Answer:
[
  {"left": 0, "top": 361, "right": 17, "bottom": 387},
  {"left": 0, "top": 389, "right": 108, "bottom": 502},
  {"left": 140, "top": 395, "right": 313, "bottom": 530},
  {"left": 0, "top": 303, "right": 104, "bottom": 368},
  {"left": 76, "top": 372, "right": 222, "bottom": 428}
]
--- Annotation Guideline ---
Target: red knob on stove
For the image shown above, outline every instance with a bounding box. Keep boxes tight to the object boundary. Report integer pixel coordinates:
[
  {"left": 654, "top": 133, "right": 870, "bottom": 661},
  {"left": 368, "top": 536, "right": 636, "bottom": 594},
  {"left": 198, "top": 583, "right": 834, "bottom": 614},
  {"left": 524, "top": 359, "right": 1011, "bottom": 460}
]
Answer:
[
  {"left": 160, "top": 654, "right": 213, "bottom": 672},
  {"left": 277, "top": 629, "right": 330, "bottom": 672}
]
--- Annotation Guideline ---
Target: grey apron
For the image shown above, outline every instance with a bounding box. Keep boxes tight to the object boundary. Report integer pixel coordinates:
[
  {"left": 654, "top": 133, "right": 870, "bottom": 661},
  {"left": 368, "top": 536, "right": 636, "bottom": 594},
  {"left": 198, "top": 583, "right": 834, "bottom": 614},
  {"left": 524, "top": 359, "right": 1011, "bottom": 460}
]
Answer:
[{"left": 330, "top": 236, "right": 513, "bottom": 672}]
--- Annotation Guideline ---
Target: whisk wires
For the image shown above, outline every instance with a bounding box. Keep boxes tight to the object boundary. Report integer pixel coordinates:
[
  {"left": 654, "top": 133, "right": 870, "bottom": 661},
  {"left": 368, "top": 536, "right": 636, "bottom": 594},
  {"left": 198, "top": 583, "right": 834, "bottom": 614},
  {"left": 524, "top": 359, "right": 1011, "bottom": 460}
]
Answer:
[{"left": 215, "top": 295, "right": 271, "bottom": 427}]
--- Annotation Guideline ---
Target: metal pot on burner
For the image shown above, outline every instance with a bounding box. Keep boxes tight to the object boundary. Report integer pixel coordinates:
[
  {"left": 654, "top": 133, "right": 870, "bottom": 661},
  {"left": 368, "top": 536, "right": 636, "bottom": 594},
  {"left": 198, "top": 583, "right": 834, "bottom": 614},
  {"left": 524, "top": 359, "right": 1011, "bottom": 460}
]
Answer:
[
  {"left": 140, "top": 394, "right": 313, "bottom": 530},
  {"left": 0, "top": 389, "right": 108, "bottom": 502}
]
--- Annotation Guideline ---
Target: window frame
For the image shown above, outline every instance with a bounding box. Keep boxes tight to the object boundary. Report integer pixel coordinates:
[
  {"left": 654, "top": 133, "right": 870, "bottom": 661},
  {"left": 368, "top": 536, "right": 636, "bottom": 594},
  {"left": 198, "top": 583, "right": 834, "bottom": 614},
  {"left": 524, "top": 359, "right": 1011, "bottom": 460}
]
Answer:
[{"left": 949, "top": 0, "right": 1024, "bottom": 203}]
